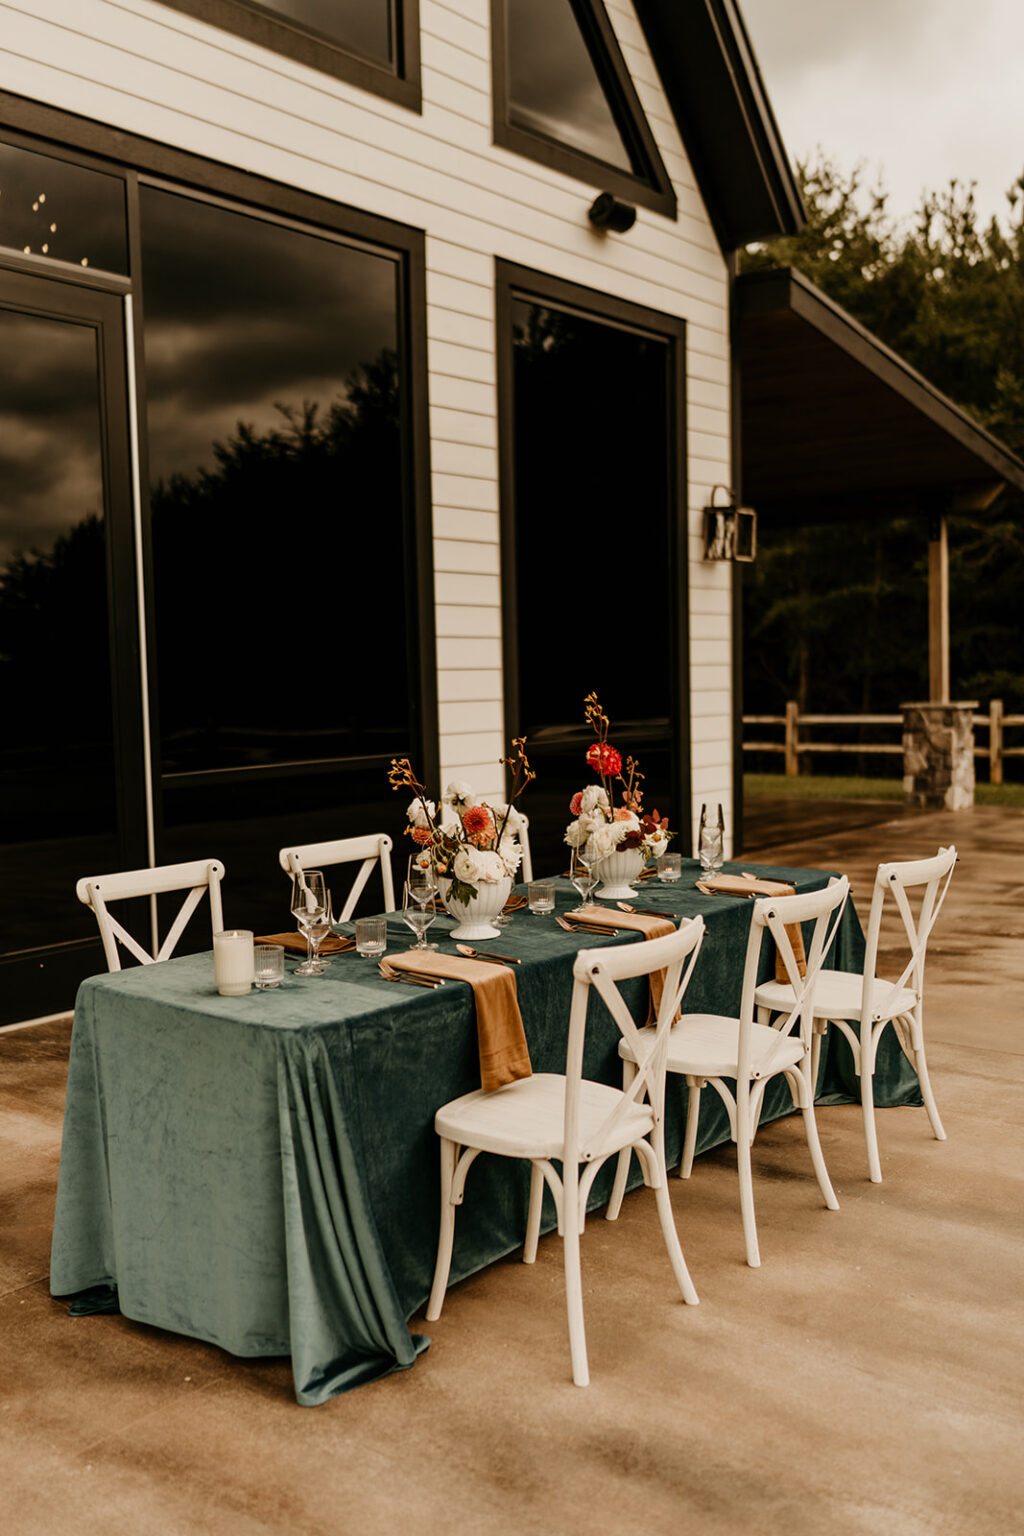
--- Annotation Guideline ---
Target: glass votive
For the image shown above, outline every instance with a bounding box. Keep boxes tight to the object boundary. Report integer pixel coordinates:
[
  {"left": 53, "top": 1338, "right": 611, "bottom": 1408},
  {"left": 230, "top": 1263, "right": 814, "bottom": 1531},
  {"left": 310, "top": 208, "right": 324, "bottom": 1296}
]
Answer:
[
  {"left": 528, "top": 880, "right": 555, "bottom": 914},
  {"left": 254, "top": 944, "right": 285, "bottom": 989},
  {"left": 658, "top": 853, "right": 682, "bottom": 883},
  {"left": 355, "top": 916, "right": 388, "bottom": 957},
  {"left": 213, "top": 929, "right": 254, "bottom": 996}
]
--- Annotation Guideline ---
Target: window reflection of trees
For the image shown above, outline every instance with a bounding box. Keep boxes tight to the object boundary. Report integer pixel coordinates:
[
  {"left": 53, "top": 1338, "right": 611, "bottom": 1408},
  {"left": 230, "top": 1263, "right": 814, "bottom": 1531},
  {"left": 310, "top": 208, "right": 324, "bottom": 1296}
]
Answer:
[{"left": 151, "top": 347, "right": 408, "bottom": 776}]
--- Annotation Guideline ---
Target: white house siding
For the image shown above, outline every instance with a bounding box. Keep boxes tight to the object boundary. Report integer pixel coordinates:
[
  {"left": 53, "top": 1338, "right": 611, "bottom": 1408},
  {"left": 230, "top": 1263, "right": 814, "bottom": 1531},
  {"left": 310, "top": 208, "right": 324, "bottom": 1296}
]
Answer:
[{"left": 0, "top": 0, "right": 735, "bottom": 846}]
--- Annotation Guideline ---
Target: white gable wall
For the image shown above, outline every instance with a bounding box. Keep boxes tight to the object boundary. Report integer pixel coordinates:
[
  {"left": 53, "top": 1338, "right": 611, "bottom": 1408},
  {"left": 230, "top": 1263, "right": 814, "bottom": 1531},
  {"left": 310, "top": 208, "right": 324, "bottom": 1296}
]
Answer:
[{"left": 0, "top": 0, "right": 735, "bottom": 849}]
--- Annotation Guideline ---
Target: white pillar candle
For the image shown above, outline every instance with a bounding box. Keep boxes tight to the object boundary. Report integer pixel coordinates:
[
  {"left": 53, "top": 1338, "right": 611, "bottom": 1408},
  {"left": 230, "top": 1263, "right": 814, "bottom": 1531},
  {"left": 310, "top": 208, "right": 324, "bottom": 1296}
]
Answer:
[{"left": 213, "top": 929, "right": 254, "bottom": 996}]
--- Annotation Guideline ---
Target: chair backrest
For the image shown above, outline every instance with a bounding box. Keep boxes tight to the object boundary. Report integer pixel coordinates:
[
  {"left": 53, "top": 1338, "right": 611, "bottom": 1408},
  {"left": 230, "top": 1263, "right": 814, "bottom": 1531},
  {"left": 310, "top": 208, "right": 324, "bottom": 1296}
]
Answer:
[
  {"left": 515, "top": 811, "right": 534, "bottom": 885},
  {"left": 564, "top": 917, "right": 706, "bottom": 1168},
  {"left": 76, "top": 859, "right": 226, "bottom": 972},
  {"left": 278, "top": 833, "right": 396, "bottom": 921},
  {"left": 736, "top": 876, "right": 850, "bottom": 1083},
  {"left": 860, "top": 845, "right": 957, "bottom": 1013}
]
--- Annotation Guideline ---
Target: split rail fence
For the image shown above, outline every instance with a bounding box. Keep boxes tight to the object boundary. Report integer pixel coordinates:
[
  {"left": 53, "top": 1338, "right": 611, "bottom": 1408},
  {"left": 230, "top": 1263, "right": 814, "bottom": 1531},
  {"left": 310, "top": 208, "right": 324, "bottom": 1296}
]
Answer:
[{"left": 742, "top": 700, "right": 1023, "bottom": 783}]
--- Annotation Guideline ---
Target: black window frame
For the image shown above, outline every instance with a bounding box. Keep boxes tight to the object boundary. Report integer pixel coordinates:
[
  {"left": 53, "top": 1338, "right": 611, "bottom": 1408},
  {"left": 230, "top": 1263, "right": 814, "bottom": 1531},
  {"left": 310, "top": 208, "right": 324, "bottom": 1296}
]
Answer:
[
  {"left": 491, "top": 0, "right": 676, "bottom": 219},
  {"left": 495, "top": 257, "right": 690, "bottom": 819},
  {"left": 153, "top": 0, "right": 421, "bottom": 111}
]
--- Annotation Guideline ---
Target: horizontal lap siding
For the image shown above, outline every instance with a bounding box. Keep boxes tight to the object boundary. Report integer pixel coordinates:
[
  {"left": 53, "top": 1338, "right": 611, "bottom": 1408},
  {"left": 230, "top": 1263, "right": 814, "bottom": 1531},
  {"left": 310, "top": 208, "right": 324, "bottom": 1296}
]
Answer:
[{"left": 0, "top": 0, "right": 734, "bottom": 822}]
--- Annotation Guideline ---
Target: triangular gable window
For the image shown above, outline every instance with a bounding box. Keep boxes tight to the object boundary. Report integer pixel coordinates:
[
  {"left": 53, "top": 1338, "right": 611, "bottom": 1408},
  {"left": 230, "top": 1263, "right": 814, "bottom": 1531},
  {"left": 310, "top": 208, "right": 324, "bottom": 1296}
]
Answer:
[{"left": 493, "top": 0, "right": 676, "bottom": 219}]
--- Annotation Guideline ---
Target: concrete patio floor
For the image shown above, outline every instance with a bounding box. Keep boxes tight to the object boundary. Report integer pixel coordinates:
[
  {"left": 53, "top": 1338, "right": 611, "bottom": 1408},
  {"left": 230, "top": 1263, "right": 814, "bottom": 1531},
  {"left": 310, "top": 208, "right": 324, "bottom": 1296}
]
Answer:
[{"left": 2, "top": 805, "right": 1021, "bottom": 1535}]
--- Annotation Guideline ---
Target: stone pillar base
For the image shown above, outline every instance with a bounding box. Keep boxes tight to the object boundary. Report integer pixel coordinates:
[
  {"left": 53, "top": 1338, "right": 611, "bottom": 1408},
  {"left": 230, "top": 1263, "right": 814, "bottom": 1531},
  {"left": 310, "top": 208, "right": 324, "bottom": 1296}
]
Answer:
[{"left": 901, "top": 701, "right": 978, "bottom": 810}]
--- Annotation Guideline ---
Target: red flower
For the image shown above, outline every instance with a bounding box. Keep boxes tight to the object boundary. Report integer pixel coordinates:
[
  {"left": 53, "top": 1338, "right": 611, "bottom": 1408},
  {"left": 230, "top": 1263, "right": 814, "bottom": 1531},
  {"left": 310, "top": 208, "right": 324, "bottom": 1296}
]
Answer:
[
  {"left": 586, "top": 742, "right": 622, "bottom": 777},
  {"left": 410, "top": 826, "right": 433, "bottom": 846},
  {"left": 569, "top": 791, "right": 583, "bottom": 816},
  {"left": 462, "top": 804, "right": 495, "bottom": 844}
]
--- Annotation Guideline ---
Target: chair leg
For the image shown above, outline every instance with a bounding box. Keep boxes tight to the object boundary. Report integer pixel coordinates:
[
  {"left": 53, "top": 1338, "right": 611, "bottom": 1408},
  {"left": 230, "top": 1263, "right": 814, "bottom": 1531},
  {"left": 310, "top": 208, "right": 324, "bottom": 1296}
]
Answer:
[
  {"left": 680, "top": 1082, "right": 701, "bottom": 1177},
  {"left": 524, "top": 1162, "right": 543, "bottom": 1262},
  {"left": 606, "top": 1148, "right": 631, "bottom": 1220},
  {"left": 860, "top": 1024, "right": 884, "bottom": 1184},
  {"left": 799, "top": 1065, "right": 839, "bottom": 1211},
  {"left": 562, "top": 1178, "right": 589, "bottom": 1387},
  {"left": 736, "top": 1098, "right": 760, "bottom": 1268},
  {"left": 426, "top": 1137, "right": 458, "bottom": 1321},
  {"left": 651, "top": 1162, "right": 699, "bottom": 1305},
  {"left": 912, "top": 1034, "right": 947, "bottom": 1143}
]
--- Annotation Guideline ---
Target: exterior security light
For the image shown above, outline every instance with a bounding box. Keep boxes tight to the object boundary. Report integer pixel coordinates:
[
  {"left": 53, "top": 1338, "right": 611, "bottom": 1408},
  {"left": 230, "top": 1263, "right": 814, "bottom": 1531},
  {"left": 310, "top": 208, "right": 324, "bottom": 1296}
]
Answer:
[{"left": 702, "top": 486, "right": 757, "bottom": 562}]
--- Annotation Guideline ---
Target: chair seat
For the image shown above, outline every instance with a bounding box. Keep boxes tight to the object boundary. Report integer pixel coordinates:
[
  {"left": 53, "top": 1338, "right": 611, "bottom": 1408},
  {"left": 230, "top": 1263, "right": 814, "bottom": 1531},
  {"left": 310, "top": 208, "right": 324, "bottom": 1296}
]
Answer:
[
  {"left": 755, "top": 969, "right": 918, "bottom": 1024},
  {"left": 435, "top": 1072, "right": 655, "bottom": 1161},
  {"left": 620, "top": 1015, "right": 806, "bottom": 1081}
]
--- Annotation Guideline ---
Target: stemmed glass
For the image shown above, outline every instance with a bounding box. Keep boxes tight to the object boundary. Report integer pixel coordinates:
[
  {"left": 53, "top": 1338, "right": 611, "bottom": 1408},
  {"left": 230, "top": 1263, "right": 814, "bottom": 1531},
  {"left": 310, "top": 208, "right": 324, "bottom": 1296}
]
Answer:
[
  {"left": 698, "top": 803, "right": 725, "bottom": 879},
  {"left": 403, "top": 863, "right": 439, "bottom": 950},
  {"left": 291, "top": 870, "right": 328, "bottom": 976},
  {"left": 569, "top": 844, "right": 599, "bottom": 913}
]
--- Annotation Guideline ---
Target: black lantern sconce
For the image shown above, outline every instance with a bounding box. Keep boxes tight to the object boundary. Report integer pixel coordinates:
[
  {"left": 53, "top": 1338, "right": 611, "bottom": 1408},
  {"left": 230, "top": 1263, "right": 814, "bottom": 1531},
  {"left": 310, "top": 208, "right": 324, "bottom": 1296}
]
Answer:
[
  {"left": 588, "top": 192, "right": 637, "bottom": 233},
  {"left": 702, "top": 486, "right": 757, "bottom": 562}
]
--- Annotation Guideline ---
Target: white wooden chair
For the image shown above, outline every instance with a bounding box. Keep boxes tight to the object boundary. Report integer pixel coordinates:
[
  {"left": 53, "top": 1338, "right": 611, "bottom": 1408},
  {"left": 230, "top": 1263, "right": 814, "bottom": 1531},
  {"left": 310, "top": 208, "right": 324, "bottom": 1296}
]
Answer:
[
  {"left": 278, "top": 833, "right": 396, "bottom": 921},
  {"left": 608, "top": 877, "right": 850, "bottom": 1269},
  {"left": 513, "top": 810, "right": 534, "bottom": 885},
  {"left": 426, "top": 916, "right": 706, "bottom": 1386},
  {"left": 76, "top": 859, "right": 226, "bottom": 973},
  {"left": 753, "top": 846, "right": 957, "bottom": 1183}
]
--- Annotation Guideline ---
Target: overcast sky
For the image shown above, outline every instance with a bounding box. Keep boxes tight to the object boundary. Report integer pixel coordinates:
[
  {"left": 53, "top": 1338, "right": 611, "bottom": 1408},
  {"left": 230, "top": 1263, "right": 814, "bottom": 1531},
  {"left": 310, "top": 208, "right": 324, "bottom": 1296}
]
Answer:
[{"left": 740, "top": 0, "right": 1024, "bottom": 231}]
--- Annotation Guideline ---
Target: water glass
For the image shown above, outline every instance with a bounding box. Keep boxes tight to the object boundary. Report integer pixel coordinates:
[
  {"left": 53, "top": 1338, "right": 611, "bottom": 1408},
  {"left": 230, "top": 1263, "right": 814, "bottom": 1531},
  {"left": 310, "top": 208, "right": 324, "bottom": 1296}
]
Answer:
[
  {"left": 528, "top": 880, "right": 555, "bottom": 914},
  {"left": 254, "top": 944, "right": 285, "bottom": 989},
  {"left": 355, "top": 917, "right": 388, "bottom": 958},
  {"left": 657, "top": 853, "right": 682, "bottom": 883}
]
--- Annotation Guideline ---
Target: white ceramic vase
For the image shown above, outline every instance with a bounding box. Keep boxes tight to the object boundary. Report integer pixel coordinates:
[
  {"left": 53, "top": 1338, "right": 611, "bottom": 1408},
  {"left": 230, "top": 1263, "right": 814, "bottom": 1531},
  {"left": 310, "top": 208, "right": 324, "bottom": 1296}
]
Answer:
[
  {"left": 439, "top": 875, "right": 513, "bottom": 940},
  {"left": 593, "top": 847, "right": 645, "bottom": 899}
]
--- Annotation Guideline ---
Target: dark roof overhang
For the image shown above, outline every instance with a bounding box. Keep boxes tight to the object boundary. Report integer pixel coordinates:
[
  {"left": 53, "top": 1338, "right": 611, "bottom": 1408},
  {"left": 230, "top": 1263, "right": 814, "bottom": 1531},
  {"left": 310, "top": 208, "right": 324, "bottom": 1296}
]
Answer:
[
  {"left": 736, "top": 267, "right": 1024, "bottom": 526},
  {"left": 635, "top": 0, "right": 804, "bottom": 249}
]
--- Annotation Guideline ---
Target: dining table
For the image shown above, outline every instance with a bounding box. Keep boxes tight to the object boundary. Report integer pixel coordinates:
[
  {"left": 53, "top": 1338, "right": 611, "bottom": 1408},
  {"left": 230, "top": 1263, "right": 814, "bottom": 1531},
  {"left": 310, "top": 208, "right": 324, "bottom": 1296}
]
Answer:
[{"left": 49, "top": 858, "right": 923, "bottom": 1405}]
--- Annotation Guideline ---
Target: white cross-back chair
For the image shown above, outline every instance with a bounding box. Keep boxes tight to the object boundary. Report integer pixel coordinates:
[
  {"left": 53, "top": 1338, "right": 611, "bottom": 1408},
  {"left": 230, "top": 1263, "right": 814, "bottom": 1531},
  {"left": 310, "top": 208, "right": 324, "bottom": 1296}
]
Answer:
[
  {"left": 754, "top": 846, "right": 957, "bottom": 1183},
  {"left": 608, "top": 876, "right": 850, "bottom": 1269},
  {"left": 426, "top": 916, "right": 705, "bottom": 1387},
  {"left": 278, "top": 833, "right": 396, "bottom": 921},
  {"left": 76, "top": 859, "right": 226, "bottom": 973}
]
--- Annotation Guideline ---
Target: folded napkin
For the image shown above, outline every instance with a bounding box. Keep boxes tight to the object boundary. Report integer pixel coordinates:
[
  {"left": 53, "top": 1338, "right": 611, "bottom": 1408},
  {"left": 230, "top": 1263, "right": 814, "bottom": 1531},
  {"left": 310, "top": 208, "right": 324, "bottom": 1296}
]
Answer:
[
  {"left": 502, "top": 893, "right": 528, "bottom": 912},
  {"left": 387, "top": 951, "right": 531, "bottom": 1093},
  {"left": 255, "top": 931, "right": 355, "bottom": 956},
  {"left": 694, "top": 875, "right": 806, "bottom": 979},
  {"left": 569, "top": 906, "right": 676, "bottom": 1019}
]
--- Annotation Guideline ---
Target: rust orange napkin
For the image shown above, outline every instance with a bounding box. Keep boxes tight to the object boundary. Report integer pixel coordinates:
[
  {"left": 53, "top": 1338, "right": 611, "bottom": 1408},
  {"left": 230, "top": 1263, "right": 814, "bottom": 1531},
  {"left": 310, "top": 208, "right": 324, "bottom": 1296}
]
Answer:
[
  {"left": 255, "top": 931, "right": 355, "bottom": 955},
  {"left": 569, "top": 906, "right": 676, "bottom": 1018},
  {"left": 694, "top": 875, "right": 806, "bottom": 979},
  {"left": 387, "top": 951, "right": 531, "bottom": 1093}
]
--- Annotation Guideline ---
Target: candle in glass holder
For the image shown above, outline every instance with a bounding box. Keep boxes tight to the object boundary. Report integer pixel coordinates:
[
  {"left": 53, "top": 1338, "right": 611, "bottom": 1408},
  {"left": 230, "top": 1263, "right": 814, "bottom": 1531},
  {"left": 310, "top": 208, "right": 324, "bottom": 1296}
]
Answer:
[{"left": 213, "top": 929, "right": 254, "bottom": 996}]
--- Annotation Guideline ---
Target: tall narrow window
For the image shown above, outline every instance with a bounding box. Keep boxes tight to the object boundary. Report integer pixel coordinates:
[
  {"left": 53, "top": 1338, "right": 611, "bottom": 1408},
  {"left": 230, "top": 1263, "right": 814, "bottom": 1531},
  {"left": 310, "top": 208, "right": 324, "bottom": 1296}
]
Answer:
[
  {"left": 139, "top": 187, "right": 419, "bottom": 932},
  {"left": 498, "top": 264, "right": 688, "bottom": 871},
  {"left": 493, "top": 0, "right": 675, "bottom": 217}
]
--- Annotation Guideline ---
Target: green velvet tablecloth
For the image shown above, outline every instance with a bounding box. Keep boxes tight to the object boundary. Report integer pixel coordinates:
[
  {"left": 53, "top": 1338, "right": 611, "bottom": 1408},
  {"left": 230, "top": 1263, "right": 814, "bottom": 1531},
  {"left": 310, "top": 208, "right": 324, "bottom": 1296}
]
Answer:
[{"left": 50, "top": 860, "right": 921, "bottom": 1405}]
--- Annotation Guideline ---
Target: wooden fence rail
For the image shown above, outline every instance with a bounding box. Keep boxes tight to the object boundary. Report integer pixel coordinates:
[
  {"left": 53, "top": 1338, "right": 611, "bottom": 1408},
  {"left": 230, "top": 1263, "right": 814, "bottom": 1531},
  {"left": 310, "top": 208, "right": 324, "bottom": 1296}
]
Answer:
[{"left": 743, "top": 700, "right": 1024, "bottom": 782}]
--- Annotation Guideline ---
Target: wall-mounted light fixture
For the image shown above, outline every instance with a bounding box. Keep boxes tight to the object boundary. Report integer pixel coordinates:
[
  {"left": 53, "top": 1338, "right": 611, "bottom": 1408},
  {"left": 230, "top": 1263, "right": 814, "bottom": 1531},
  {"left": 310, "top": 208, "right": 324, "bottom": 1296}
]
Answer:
[
  {"left": 588, "top": 193, "right": 637, "bottom": 233},
  {"left": 702, "top": 486, "right": 757, "bottom": 562}
]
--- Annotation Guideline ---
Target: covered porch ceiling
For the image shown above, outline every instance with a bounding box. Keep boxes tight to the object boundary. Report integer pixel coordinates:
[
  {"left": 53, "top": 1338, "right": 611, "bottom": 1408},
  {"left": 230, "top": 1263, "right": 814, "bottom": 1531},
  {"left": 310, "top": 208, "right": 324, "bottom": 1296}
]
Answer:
[{"left": 736, "top": 267, "right": 1024, "bottom": 524}]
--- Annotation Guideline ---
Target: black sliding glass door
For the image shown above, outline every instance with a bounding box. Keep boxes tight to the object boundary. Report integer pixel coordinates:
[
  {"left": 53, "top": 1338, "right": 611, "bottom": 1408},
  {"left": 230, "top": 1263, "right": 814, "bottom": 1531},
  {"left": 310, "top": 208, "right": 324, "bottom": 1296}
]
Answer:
[{"left": 0, "top": 269, "right": 146, "bottom": 1019}]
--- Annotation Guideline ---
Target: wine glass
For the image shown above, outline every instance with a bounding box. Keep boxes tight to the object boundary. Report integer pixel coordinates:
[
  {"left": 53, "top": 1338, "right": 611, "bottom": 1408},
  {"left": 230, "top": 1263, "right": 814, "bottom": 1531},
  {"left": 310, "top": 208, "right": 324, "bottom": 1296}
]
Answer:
[
  {"left": 402, "top": 877, "right": 438, "bottom": 950},
  {"left": 698, "top": 804, "right": 725, "bottom": 879},
  {"left": 290, "top": 870, "right": 328, "bottom": 976},
  {"left": 569, "top": 844, "right": 599, "bottom": 913}
]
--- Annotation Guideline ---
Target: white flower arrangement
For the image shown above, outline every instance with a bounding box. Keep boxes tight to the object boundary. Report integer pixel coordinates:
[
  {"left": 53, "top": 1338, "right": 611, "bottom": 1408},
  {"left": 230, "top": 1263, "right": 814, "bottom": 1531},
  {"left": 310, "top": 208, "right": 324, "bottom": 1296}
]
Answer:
[{"left": 563, "top": 692, "right": 673, "bottom": 864}]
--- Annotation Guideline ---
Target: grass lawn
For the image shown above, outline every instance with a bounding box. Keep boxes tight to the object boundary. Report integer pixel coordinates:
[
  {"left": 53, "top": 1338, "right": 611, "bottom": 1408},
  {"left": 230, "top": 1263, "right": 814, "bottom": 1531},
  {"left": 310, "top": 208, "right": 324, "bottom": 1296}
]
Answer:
[{"left": 744, "top": 773, "right": 1024, "bottom": 808}]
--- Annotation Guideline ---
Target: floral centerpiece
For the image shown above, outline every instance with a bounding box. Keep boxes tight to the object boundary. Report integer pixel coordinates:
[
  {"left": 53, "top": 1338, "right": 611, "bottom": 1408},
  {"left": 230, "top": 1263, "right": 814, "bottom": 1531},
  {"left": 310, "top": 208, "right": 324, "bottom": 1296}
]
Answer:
[
  {"left": 565, "top": 693, "right": 672, "bottom": 894},
  {"left": 388, "top": 738, "right": 535, "bottom": 908}
]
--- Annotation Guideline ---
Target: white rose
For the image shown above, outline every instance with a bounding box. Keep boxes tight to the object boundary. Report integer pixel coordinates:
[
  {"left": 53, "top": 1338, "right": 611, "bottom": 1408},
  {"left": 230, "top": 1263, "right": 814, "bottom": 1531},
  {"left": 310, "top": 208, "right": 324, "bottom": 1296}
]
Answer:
[
  {"left": 498, "top": 840, "right": 523, "bottom": 876},
  {"left": 647, "top": 832, "right": 669, "bottom": 859},
  {"left": 443, "top": 779, "right": 477, "bottom": 807},
  {"left": 580, "top": 785, "right": 609, "bottom": 815},
  {"left": 564, "top": 820, "right": 586, "bottom": 849},
  {"left": 406, "top": 797, "right": 435, "bottom": 828},
  {"left": 453, "top": 846, "right": 482, "bottom": 883},
  {"left": 476, "top": 849, "right": 506, "bottom": 882}
]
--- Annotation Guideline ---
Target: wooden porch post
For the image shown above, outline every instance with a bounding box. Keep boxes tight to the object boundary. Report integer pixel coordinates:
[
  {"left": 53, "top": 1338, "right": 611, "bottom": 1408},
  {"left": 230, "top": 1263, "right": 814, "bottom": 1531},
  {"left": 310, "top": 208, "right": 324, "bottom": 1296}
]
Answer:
[{"left": 928, "top": 513, "right": 950, "bottom": 702}]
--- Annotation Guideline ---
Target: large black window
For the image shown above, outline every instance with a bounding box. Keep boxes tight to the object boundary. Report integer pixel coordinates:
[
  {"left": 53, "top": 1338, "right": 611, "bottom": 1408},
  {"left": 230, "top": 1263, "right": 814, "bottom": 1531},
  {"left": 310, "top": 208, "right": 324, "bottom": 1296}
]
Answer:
[
  {"left": 492, "top": 0, "right": 675, "bottom": 218},
  {"left": 497, "top": 262, "right": 688, "bottom": 871},
  {"left": 156, "top": 0, "right": 421, "bottom": 108}
]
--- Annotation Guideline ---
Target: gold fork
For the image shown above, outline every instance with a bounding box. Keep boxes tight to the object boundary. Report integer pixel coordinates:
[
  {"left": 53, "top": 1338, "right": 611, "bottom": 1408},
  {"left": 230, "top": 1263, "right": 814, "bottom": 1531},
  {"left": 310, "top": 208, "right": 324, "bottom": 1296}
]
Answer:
[{"left": 378, "top": 959, "right": 444, "bottom": 988}]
